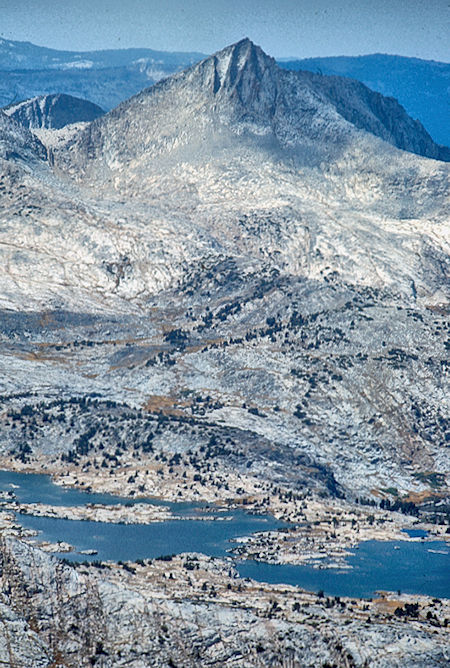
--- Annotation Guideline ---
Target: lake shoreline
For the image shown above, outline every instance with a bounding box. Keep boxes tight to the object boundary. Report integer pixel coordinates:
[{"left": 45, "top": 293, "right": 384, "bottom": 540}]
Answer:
[{"left": 0, "top": 468, "right": 448, "bottom": 600}]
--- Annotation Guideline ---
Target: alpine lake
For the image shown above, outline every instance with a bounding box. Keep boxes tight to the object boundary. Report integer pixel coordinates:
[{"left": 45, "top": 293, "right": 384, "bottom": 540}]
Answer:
[{"left": 1, "top": 470, "right": 448, "bottom": 600}]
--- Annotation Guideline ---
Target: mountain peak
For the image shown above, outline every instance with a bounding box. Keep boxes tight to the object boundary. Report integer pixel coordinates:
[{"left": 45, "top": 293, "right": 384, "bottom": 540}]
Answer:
[
  {"left": 210, "top": 38, "right": 276, "bottom": 91},
  {"left": 3, "top": 93, "right": 105, "bottom": 130},
  {"left": 57, "top": 37, "right": 449, "bottom": 178},
  {"left": 193, "top": 38, "right": 279, "bottom": 116}
]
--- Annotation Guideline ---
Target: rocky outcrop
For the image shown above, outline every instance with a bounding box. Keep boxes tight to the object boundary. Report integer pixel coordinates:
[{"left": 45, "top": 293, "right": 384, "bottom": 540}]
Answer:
[
  {"left": 0, "top": 111, "right": 47, "bottom": 162},
  {"left": 0, "top": 600, "right": 52, "bottom": 667}
]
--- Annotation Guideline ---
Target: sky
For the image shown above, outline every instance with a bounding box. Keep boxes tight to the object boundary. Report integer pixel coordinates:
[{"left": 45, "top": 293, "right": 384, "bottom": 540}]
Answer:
[{"left": 0, "top": 0, "right": 448, "bottom": 62}]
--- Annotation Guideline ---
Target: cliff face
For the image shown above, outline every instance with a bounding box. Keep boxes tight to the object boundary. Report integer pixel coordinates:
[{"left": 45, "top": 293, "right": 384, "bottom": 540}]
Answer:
[
  {"left": 280, "top": 53, "right": 450, "bottom": 146},
  {"left": 296, "top": 69, "right": 450, "bottom": 161},
  {"left": 0, "top": 111, "right": 47, "bottom": 162}
]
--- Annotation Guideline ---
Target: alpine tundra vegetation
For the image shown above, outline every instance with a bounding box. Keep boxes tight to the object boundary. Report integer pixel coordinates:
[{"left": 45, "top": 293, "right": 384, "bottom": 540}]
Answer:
[{"left": 0, "top": 38, "right": 448, "bottom": 667}]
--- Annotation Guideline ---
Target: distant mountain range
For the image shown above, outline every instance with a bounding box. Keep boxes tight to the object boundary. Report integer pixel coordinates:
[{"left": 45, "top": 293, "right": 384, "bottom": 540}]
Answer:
[
  {"left": 0, "top": 38, "right": 205, "bottom": 112},
  {"left": 0, "top": 37, "right": 204, "bottom": 71},
  {"left": 0, "top": 39, "right": 448, "bottom": 146}
]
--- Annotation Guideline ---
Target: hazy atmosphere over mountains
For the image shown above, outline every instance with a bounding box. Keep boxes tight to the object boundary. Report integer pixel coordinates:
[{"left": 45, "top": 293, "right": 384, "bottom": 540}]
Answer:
[{"left": 0, "top": 23, "right": 449, "bottom": 668}]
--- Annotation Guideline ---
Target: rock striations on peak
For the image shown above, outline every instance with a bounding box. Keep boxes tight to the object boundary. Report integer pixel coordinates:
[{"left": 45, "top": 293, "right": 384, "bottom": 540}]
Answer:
[{"left": 202, "top": 38, "right": 279, "bottom": 105}]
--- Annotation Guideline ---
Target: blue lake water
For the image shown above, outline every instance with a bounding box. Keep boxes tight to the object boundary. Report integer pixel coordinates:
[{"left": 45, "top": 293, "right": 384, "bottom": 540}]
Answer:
[
  {"left": 0, "top": 469, "right": 181, "bottom": 509},
  {"left": 238, "top": 540, "right": 450, "bottom": 599},
  {"left": 1, "top": 470, "right": 449, "bottom": 599},
  {"left": 1, "top": 468, "right": 284, "bottom": 558},
  {"left": 18, "top": 512, "right": 279, "bottom": 562},
  {"left": 402, "top": 528, "right": 428, "bottom": 538}
]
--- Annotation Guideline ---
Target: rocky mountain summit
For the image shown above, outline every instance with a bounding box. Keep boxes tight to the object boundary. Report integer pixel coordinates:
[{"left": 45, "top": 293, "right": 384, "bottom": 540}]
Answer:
[
  {"left": 46, "top": 39, "right": 448, "bottom": 309},
  {"left": 0, "top": 37, "right": 448, "bottom": 482},
  {"left": 63, "top": 38, "right": 449, "bottom": 174},
  {"left": 0, "top": 39, "right": 448, "bottom": 489},
  {"left": 3, "top": 93, "right": 105, "bottom": 129},
  {"left": 0, "top": 38, "right": 448, "bottom": 667},
  {"left": 1, "top": 37, "right": 448, "bottom": 146}
]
